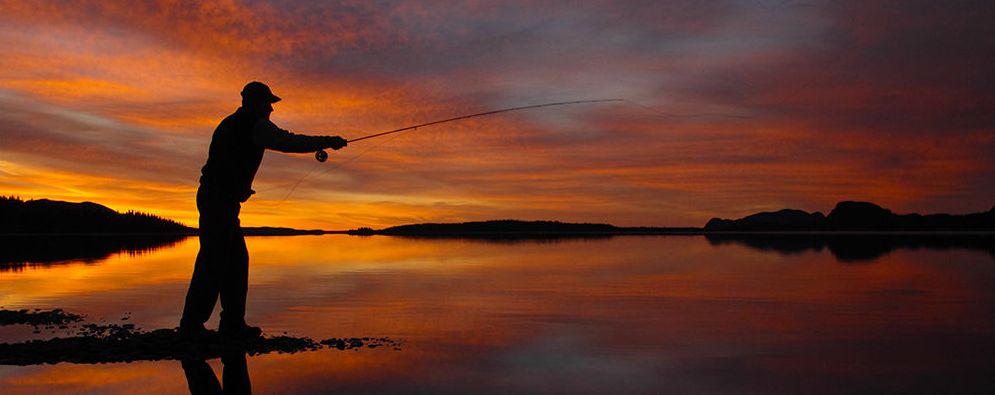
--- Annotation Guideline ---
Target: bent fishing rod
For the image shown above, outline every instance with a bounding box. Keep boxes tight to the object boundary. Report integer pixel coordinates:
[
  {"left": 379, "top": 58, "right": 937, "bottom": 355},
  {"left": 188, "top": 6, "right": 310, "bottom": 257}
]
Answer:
[{"left": 313, "top": 98, "right": 622, "bottom": 162}]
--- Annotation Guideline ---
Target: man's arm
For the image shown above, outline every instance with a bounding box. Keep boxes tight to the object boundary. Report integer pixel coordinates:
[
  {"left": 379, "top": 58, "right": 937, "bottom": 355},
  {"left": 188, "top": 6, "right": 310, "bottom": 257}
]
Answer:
[{"left": 252, "top": 119, "right": 346, "bottom": 153}]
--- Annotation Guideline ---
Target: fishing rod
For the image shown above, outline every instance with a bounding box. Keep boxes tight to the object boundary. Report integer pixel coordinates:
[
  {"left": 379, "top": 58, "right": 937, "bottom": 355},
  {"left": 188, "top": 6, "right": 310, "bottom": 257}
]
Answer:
[{"left": 313, "top": 98, "right": 622, "bottom": 162}]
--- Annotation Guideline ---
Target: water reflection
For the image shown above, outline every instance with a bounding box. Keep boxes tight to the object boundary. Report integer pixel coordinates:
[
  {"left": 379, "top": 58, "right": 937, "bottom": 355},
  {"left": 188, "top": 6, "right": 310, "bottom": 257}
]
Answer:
[
  {"left": 182, "top": 353, "right": 251, "bottom": 395},
  {"left": 0, "top": 235, "right": 187, "bottom": 272},
  {"left": 386, "top": 233, "right": 616, "bottom": 244},
  {"left": 380, "top": 233, "right": 995, "bottom": 259},
  {"left": 705, "top": 233, "right": 995, "bottom": 262},
  {"left": 0, "top": 235, "right": 992, "bottom": 394}
]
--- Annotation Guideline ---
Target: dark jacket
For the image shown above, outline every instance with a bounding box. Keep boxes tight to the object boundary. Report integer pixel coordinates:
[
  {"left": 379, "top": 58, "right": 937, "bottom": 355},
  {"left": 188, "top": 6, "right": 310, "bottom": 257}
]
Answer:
[{"left": 200, "top": 107, "right": 328, "bottom": 201}]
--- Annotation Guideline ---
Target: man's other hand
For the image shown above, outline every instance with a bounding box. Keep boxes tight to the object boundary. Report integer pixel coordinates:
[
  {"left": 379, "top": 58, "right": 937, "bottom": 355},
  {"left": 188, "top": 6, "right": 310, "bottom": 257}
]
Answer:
[{"left": 325, "top": 136, "right": 347, "bottom": 150}]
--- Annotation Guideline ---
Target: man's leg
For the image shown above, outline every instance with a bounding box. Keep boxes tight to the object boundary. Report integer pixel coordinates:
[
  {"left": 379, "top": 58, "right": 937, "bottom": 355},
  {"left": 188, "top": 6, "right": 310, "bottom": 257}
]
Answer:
[
  {"left": 181, "top": 188, "right": 237, "bottom": 331},
  {"left": 218, "top": 225, "right": 249, "bottom": 331},
  {"left": 179, "top": 239, "right": 220, "bottom": 329}
]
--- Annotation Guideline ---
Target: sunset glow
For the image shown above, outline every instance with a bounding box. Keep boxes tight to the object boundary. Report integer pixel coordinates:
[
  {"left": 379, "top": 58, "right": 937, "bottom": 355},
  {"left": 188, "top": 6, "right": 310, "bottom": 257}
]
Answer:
[{"left": 1, "top": 1, "right": 992, "bottom": 229}]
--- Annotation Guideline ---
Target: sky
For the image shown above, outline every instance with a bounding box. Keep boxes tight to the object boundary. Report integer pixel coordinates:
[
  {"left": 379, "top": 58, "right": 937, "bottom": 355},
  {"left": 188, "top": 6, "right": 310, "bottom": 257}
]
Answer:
[{"left": 0, "top": 0, "right": 992, "bottom": 229}]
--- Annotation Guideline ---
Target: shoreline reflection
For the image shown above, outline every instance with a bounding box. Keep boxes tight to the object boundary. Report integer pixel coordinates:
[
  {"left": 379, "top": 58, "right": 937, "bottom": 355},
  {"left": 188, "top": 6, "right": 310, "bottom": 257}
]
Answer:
[
  {"left": 0, "top": 235, "right": 188, "bottom": 272},
  {"left": 705, "top": 233, "right": 995, "bottom": 262}
]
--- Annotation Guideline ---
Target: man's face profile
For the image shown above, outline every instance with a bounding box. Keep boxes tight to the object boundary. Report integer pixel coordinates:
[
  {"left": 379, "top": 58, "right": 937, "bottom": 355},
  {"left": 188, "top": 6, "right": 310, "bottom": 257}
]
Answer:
[{"left": 250, "top": 100, "right": 274, "bottom": 120}]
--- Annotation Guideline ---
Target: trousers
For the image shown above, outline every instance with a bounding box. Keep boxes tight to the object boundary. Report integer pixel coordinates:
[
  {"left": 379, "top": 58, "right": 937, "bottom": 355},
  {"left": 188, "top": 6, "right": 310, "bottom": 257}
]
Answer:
[{"left": 180, "top": 186, "right": 249, "bottom": 329}]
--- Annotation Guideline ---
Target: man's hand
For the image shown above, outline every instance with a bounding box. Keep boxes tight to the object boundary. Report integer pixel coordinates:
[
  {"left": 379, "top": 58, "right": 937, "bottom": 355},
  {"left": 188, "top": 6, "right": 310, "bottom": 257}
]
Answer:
[
  {"left": 238, "top": 189, "right": 256, "bottom": 203},
  {"left": 325, "top": 136, "right": 347, "bottom": 150}
]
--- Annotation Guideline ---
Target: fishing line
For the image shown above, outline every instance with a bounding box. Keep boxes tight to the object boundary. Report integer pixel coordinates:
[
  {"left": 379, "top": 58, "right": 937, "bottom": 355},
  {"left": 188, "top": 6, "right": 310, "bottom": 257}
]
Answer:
[
  {"left": 266, "top": 130, "right": 407, "bottom": 207},
  {"left": 272, "top": 161, "right": 321, "bottom": 205}
]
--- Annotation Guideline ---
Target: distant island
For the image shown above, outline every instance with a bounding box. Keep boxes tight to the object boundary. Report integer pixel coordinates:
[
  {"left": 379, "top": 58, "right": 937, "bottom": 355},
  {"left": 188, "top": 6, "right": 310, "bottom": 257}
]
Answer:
[
  {"left": 348, "top": 220, "right": 697, "bottom": 237},
  {"left": 704, "top": 201, "right": 994, "bottom": 232}
]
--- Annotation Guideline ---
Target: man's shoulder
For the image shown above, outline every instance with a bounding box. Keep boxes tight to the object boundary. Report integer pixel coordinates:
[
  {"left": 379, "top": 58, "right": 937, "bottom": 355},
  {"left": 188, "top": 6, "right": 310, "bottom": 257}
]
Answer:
[
  {"left": 216, "top": 109, "right": 254, "bottom": 130},
  {"left": 225, "top": 108, "right": 252, "bottom": 122}
]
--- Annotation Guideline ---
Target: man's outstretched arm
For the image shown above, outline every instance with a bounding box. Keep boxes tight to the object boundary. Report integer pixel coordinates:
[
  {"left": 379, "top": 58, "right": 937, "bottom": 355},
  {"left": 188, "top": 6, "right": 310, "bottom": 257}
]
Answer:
[{"left": 252, "top": 119, "right": 346, "bottom": 153}]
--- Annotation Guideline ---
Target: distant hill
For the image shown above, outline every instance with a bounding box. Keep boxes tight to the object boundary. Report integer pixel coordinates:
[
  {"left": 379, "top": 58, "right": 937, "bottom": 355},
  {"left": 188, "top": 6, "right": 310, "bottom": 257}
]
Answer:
[
  {"left": 704, "top": 209, "right": 826, "bottom": 231},
  {"left": 705, "top": 201, "right": 995, "bottom": 231},
  {"left": 0, "top": 196, "right": 193, "bottom": 234}
]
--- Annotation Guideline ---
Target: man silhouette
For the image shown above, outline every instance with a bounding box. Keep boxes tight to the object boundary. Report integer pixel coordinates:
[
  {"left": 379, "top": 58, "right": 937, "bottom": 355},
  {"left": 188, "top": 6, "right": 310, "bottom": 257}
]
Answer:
[{"left": 180, "top": 81, "right": 346, "bottom": 339}]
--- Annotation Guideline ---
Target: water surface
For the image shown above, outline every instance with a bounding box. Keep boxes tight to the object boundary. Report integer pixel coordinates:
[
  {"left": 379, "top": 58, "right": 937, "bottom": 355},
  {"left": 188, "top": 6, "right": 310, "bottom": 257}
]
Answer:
[{"left": 1, "top": 235, "right": 992, "bottom": 394}]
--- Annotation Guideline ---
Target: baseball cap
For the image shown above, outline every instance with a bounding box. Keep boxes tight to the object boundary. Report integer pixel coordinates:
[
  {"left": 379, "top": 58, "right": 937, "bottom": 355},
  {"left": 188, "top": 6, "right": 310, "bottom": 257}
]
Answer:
[{"left": 240, "top": 81, "right": 281, "bottom": 103}]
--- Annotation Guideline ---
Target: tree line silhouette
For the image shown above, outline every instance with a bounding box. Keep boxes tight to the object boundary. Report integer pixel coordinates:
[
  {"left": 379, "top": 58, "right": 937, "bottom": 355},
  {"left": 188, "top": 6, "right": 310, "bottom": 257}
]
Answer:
[{"left": 1, "top": 196, "right": 192, "bottom": 234}]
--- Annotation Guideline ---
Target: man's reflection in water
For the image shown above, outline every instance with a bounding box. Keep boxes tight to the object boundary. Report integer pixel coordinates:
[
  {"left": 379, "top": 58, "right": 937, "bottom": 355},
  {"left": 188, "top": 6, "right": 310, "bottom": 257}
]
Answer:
[{"left": 181, "top": 353, "right": 251, "bottom": 395}]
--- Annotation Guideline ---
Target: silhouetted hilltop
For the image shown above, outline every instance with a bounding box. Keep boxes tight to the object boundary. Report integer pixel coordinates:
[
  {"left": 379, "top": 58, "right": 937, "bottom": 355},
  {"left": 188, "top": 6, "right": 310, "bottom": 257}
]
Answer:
[
  {"left": 705, "top": 201, "right": 994, "bottom": 231},
  {"left": 825, "top": 201, "right": 995, "bottom": 229},
  {"left": 705, "top": 209, "right": 826, "bottom": 231},
  {"left": 0, "top": 196, "right": 193, "bottom": 234}
]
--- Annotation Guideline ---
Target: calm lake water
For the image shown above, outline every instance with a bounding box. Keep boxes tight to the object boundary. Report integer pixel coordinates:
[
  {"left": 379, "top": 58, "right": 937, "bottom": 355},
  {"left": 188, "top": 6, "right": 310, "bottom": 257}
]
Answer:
[{"left": 1, "top": 235, "right": 992, "bottom": 394}]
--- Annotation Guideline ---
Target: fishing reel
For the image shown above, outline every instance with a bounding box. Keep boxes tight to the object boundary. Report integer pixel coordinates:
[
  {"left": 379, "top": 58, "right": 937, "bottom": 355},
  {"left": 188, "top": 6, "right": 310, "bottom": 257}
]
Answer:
[{"left": 315, "top": 150, "right": 328, "bottom": 162}]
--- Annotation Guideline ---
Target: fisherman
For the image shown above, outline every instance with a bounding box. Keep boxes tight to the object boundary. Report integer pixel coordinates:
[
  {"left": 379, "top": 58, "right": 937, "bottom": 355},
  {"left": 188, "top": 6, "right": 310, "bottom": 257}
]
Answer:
[{"left": 179, "top": 81, "right": 347, "bottom": 339}]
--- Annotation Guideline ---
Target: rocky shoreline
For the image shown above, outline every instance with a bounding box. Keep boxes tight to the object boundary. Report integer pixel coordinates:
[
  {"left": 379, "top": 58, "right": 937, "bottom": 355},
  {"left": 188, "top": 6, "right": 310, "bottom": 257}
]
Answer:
[{"left": 0, "top": 309, "right": 400, "bottom": 365}]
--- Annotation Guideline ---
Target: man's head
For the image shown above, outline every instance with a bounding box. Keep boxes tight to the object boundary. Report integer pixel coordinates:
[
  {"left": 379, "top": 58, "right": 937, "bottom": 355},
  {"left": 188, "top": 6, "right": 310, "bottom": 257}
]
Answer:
[{"left": 240, "top": 81, "right": 281, "bottom": 119}]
